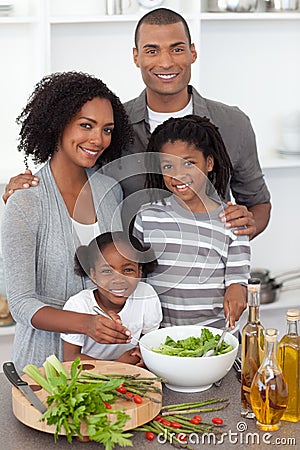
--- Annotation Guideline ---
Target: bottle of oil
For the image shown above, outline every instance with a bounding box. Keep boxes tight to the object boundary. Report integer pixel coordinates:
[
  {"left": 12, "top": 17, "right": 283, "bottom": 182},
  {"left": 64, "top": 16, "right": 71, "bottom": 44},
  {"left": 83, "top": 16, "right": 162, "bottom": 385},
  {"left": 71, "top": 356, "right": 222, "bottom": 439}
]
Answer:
[
  {"left": 241, "top": 278, "right": 264, "bottom": 418},
  {"left": 278, "top": 309, "right": 300, "bottom": 422},
  {"left": 250, "top": 328, "right": 288, "bottom": 431}
]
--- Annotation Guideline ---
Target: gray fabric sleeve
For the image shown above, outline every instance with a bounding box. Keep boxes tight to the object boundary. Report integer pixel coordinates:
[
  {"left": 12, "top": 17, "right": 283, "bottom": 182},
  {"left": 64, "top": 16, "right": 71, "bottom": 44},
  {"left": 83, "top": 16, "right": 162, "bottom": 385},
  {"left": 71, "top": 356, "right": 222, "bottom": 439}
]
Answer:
[
  {"left": 230, "top": 114, "right": 271, "bottom": 207},
  {"left": 132, "top": 212, "right": 144, "bottom": 244},
  {"left": 224, "top": 233, "right": 251, "bottom": 287},
  {"left": 1, "top": 193, "right": 48, "bottom": 327}
]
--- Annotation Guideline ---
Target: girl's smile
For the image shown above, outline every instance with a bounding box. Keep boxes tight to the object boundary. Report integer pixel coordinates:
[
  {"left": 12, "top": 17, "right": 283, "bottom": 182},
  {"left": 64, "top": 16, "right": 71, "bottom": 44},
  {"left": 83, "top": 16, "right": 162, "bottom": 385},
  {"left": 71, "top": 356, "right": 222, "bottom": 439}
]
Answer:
[
  {"left": 90, "top": 241, "right": 141, "bottom": 314},
  {"left": 159, "top": 140, "right": 214, "bottom": 212}
]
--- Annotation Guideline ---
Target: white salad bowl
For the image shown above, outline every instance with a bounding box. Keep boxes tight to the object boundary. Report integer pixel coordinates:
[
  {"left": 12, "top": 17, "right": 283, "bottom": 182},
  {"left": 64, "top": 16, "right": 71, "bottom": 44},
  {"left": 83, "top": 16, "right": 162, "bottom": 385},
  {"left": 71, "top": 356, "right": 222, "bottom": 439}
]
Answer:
[{"left": 139, "top": 325, "right": 239, "bottom": 393}]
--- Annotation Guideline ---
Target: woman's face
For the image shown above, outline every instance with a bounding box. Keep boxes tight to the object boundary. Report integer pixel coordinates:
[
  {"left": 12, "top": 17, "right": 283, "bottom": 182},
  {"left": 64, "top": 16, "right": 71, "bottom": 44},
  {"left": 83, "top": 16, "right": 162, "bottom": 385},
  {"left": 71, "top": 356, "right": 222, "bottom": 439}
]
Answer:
[
  {"left": 90, "top": 242, "right": 141, "bottom": 313},
  {"left": 54, "top": 97, "right": 114, "bottom": 169}
]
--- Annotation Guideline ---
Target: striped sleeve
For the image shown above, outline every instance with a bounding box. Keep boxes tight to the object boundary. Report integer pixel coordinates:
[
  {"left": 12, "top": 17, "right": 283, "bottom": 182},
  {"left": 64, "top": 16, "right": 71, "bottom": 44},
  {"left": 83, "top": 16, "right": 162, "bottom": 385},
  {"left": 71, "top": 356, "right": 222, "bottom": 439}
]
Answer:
[
  {"left": 224, "top": 232, "right": 250, "bottom": 287},
  {"left": 132, "top": 211, "right": 145, "bottom": 245}
]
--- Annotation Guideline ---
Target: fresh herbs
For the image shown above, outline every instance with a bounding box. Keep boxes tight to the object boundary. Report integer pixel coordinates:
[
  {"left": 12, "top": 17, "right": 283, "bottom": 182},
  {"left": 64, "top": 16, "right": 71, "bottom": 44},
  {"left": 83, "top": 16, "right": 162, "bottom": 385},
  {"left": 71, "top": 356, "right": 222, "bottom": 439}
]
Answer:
[
  {"left": 22, "top": 355, "right": 230, "bottom": 450},
  {"left": 152, "top": 328, "right": 233, "bottom": 357},
  {"left": 23, "top": 356, "right": 132, "bottom": 450}
]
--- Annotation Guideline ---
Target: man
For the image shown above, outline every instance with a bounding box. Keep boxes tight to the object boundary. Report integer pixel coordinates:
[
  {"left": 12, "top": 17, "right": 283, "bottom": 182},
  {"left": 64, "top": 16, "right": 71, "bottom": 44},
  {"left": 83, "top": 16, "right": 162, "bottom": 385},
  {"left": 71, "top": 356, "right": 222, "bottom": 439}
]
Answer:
[{"left": 3, "top": 8, "right": 271, "bottom": 240}]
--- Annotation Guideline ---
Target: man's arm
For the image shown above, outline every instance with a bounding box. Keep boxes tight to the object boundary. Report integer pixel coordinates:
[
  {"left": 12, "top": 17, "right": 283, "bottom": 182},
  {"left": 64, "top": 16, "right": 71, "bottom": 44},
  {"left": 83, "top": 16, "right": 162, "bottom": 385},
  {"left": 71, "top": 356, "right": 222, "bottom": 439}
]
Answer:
[
  {"left": 248, "top": 202, "right": 271, "bottom": 238},
  {"left": 2, "top": 169, "right": 39, "bottom": 203}
]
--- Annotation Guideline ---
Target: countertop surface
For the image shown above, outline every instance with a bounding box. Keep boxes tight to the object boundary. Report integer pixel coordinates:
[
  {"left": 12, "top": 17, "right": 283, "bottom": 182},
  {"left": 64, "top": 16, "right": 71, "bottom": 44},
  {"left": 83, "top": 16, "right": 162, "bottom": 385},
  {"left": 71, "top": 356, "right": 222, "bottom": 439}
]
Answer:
[{"left": 1, "top": 367, "right": 298, "bottom": 450}]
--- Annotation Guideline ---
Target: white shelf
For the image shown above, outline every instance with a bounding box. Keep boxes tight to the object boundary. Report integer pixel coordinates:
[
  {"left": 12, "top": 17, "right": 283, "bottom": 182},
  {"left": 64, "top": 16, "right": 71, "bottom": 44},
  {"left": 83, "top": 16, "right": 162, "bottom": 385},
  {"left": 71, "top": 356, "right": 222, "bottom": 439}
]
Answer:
[
  {"left": 201, "top": 12, "right": 300, "bottom": 20},
  {"left": 50, "top": 14, "right": 140, "bottom": 24},
  {"left": 49, "top": 13, "right": 196, "bottom": 24},
  {"left": 0, "top": 324, "right": 15, "bottom": 336},
  {"left": 261, "top": 157, "right": 300, "bottom": 169},
  {"left": 0, "top": 16, "right": 36, "bottom": 24},
  {"left": 2, "top": 11, "right": 300, "bottom": 25}
]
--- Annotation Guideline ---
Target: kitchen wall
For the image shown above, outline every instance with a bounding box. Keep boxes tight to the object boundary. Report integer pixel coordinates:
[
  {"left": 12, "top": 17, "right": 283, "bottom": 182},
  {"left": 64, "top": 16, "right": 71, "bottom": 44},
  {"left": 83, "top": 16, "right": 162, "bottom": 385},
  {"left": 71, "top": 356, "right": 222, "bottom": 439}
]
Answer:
[{"left": 250, "top": 167, "right": 300, "bottom": 273}]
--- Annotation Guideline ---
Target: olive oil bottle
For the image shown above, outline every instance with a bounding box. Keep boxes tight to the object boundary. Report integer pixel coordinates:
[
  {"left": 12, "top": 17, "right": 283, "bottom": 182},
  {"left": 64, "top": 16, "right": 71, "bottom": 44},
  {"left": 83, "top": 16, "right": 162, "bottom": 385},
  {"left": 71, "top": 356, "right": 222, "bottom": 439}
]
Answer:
[
  {"left": 250, "top": 328, "right": 288, "bottom": 431},
  {"left": 278, "top": 309, "right": 300, "bottom": 422},
  {"left": 241, "top": 278, "right": 264, "bottom": 418}
]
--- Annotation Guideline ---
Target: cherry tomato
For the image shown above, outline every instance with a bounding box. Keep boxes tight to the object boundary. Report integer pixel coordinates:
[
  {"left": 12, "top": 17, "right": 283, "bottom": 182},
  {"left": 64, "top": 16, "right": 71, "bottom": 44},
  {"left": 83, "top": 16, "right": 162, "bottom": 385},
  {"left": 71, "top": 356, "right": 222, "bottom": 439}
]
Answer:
[
  {"left": 116, "top": 386, "right": 127, "bottom": 394},
  {"left": 193, "top": 415, "right": 202, "bottom": 422},
  {"left": 133, "top": 394, "right": 143, "bottom": 404},
  {"left": 190, "top": 418, "right": 200, "bottom": 425},
  {"left": 126, "top": 392, "right": 134, "bottom": 398},
  {"left": 160, "top": 419, "right": 171, "bottom": 426},
  {"left": 103, "top": 401, "right": 112, "bottom": 409},
  {"left": 212, "top": 417, "right": 223, "bottom": 425},
  {"left": 145, "top": 431, "right": 155, "bottom": 441},
  {"left": 153, "top": 416, "right": 162, "bottom": 422},
  {"left": 170, "top": 421, "right": 181, "bottom": 429},
  {"left": 177, "top": 433, "right": 187, "bottom": 442},
  {"left": 157, "top": 417, "right": 165, "bottom": 423}
]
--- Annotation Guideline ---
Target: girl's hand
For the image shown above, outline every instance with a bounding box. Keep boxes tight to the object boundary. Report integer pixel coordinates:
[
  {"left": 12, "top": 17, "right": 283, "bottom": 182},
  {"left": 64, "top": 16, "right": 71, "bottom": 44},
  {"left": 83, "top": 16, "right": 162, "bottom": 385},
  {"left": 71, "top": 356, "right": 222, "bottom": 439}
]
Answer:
[
  {"left": 87, "top": 312, "right": 132, "bottom": 344},
  {"left": 130, "top": 346, "right": 145, "bottom": 367},
  {"left": 117, "top": 348, "right": 141, "bottom": 366},
  {"left": 2, "top": 169, "right": 40, "bottom": 203},
  {"left": 223, "top": 284, "right": 247, "bottom": 328}
]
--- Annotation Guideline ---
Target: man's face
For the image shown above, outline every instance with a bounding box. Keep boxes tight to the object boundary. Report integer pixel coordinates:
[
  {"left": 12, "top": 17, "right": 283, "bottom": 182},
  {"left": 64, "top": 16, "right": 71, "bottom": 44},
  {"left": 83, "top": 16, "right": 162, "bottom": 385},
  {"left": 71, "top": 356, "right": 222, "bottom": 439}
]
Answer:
[{"left": 133, "top": 22, "right": 197, "bottom": 99}]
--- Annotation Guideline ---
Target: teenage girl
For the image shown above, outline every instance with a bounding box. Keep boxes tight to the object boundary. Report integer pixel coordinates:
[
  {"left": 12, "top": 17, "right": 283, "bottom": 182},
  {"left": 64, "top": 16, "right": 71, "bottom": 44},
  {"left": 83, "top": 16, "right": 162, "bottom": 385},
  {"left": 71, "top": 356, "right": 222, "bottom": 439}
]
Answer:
[
  {"left": 61, "top": 231, "right": 162, "bottom": 365},
  {"left": 133, "top": 115, "right": 250, "bottom": 329}
]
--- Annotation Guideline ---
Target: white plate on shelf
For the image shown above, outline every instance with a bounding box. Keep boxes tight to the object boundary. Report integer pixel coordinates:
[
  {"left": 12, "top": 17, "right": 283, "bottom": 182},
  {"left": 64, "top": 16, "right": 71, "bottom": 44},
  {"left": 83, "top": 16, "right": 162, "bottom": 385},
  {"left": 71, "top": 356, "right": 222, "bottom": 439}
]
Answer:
[
  {"left": 0, "top": 6, "right": 13, "bottom": 15},
  {"left": 277, "top": 149, "right": 300, "bottom": 158}
]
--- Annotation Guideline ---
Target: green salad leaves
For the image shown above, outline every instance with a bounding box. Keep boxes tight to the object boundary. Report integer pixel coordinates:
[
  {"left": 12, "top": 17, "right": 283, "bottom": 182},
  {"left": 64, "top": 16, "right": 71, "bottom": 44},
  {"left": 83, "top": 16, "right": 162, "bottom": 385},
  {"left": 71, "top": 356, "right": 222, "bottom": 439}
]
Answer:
[{"left": 152, "top": 328, "right": 233, "bottom": 357}]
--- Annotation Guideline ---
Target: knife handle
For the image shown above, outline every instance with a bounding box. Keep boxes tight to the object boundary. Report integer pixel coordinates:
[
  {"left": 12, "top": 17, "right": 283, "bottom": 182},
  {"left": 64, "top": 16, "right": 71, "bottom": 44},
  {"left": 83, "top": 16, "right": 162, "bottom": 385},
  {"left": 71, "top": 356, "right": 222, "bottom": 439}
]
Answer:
[{"left": 3, "top": 362, "right": 28, "bottom": 387}]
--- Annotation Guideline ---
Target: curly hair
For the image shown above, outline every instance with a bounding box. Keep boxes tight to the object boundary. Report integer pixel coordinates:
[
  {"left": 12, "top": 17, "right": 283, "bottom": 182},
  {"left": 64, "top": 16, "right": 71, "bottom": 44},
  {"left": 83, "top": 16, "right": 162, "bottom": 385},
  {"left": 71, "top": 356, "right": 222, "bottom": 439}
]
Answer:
[
  {"left": 16, "top": 71, "right": 133, "bottom": 166},
  {"left": 145, "top": 115, "right": 233, "bottom": 201},
  {"left": 134, "top": 7, "right": 191, "bottom": 48},
  {"left": 74, "top": 231, "right": 157, "bottom": 278}
]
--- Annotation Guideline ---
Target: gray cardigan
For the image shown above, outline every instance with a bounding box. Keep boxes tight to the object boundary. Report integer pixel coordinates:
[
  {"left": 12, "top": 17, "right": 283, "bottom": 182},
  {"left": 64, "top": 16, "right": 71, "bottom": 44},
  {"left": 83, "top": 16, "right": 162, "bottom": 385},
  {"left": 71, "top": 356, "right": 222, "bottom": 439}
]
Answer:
[{"left": 1, "top": 162, "right": 122, "bottom": 371}]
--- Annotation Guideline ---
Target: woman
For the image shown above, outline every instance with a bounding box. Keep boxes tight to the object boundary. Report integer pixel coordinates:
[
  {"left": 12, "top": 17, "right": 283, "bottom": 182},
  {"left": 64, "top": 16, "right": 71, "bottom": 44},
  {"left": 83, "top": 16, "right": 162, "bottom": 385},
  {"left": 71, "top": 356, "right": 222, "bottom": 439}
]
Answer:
[{"left": 1, "top": 71, "right": 133, "bottom": 371}]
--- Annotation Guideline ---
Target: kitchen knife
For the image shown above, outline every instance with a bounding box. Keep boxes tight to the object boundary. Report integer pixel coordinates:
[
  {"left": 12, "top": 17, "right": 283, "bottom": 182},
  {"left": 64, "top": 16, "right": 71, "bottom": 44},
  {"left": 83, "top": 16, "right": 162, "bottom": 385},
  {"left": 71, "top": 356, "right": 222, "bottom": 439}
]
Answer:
[{"left": 3, "top": 362, "right": 47, "bottom": 413}]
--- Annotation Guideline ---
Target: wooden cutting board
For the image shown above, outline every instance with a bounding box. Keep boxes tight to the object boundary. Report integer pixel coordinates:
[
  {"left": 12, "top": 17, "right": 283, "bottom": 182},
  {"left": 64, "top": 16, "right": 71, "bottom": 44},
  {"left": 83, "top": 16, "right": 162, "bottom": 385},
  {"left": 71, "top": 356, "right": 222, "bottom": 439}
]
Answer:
[{"left": 11, "top": 360, "right": 162, "bottom": 436}]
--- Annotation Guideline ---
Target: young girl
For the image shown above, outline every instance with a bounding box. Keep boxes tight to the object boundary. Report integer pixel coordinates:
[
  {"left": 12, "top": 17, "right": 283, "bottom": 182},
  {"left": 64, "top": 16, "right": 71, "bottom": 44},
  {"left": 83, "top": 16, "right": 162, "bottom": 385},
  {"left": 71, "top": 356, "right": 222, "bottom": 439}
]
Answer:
[
  {"left": 61, "top": 231, "right": 162, "bottom": 365},
  {"left": 133, "top": 115, "right": 250, "bottom": 329}
]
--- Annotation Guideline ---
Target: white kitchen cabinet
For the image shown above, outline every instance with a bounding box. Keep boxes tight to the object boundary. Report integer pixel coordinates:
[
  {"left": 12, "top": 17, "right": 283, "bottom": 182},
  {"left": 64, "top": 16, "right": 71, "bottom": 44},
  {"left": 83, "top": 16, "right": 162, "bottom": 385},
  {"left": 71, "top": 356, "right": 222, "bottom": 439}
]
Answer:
[{"left": 1, "top": 0, "right": 300, "bottom": 181}]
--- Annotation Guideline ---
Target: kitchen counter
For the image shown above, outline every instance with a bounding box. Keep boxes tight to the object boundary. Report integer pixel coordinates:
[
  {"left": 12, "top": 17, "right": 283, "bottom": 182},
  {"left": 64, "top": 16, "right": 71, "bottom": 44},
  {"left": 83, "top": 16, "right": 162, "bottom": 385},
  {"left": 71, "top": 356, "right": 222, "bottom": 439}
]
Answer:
[{"left": 1, "top": 368, "right": 298, "bottom": 450}]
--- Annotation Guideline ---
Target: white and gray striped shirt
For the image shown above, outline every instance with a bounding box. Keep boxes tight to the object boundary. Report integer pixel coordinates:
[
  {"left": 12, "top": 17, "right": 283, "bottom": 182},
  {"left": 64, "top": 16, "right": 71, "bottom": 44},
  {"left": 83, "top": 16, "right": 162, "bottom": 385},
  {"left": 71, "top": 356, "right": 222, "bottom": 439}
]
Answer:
[{"left": 133, "top": 195, "right": 250, "bottom": 327}]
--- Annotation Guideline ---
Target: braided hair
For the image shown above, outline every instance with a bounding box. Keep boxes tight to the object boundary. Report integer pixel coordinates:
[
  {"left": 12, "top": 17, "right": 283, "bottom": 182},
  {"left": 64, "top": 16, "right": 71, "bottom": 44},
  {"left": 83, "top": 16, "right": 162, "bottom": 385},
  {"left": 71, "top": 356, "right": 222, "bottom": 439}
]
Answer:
[
  {"left": 145, "top": 115, "right": 233, "bottom": 202},
  {"left": 16, "top": 71, "right": 133, "bottom": 166}
]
